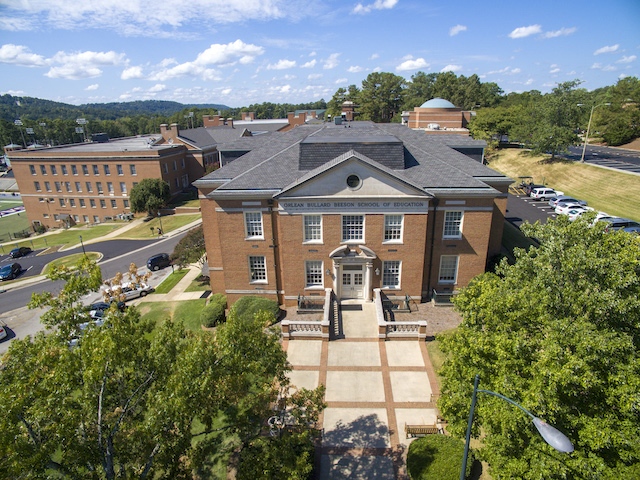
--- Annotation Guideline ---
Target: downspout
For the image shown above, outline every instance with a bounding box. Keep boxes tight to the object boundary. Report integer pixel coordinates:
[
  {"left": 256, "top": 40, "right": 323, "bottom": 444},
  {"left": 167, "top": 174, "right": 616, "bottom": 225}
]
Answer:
[
  {"left": 425, "top": 197, "right": 440, "bottom": 301},
  {"left": 267, "top": 199, "right": 283, "bottom": 305}
]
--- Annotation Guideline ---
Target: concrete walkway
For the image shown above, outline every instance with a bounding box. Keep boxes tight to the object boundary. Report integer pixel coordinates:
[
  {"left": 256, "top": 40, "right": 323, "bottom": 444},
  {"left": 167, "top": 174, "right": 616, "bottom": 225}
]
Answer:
[
  {"left": 283, "top": 301, "right": 441, "bottom": 480},
  {"left": 138, "top": 264, "right": 205, "bottom": 302}
]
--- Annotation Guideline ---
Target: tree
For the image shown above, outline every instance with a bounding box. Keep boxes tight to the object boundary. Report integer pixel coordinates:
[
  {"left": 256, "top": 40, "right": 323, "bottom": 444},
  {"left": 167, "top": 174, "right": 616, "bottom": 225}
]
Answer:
[
  {"left": 171, "top": 224, "right": 206, "bottom": 269},
  {"left": 129, "top": 178, "right": 170, "bottom": 217},
  {"left": 438, "top": 215, "right": 640, "bottom": 479},
  {"left": 1, "top": 258, "right": 325, "bottom": 478},
  {"left": 468, "top": 105, "right": 524, "bottom": 145},
  {"left": 359, "top": 72, "right": 406, "bottom": 123},
  {"left": 511, "top": 80, "right": 583, "bottom": 159}
]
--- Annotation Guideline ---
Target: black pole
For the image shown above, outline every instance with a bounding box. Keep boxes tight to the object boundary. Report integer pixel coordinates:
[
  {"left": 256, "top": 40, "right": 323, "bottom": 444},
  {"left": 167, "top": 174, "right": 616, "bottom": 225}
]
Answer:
[{"left": 460, "top": 374, "right": 480, "bottom": 480}]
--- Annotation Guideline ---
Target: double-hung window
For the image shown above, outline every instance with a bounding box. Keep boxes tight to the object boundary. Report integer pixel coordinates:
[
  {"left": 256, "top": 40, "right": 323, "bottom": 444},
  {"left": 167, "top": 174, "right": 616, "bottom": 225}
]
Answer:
[
  {"left": 443, "top": 211, "right": 463, "bottom": 239},
  {"left": 439, "top": 255, "right": 459, "bottom": 284},
  {"left": 116, "top": 164, "right": 123, "bottom": 175},
  {"left": 51, "top": 165, "right": 57, "bottom": 175},
  {"left": 40, "top": 165, "right": 47, "bottom": 175},
  {"left": 130, "top": 164, "right": 137, "bottom": 175},
  {"left": 104, "top": 165, "right": 110, "bottom": 176},
  {"left": 96, "top": 182, "right": 103, "bottom": 194},
  {"left": 59, "top": 198, "right": 65, "bottom": 207},
  {"left": 72, "top": 165, "right": 78, "bottom": 175},
  {"left": 86, "top": 182, "right": 93, "bottom": 193},
  {"left": 45, "top": 181, "right": 51, "bottom": 192},
  {"left": 92, "top": 165, "right": 99, "bottom": 175},
  {"left": 82, "top": 165, "right": 89, "bottom": 175},
  {"left": 120, "top": 182, "right": 127, "bottom": 194},
  {"left": 107, "top": 182, "right": 114, "bottom": 194},
  {"left": 305, "top": 260, "right": 323, "bottom": 288},
  {"left": 382, "top": 260, "right": 401, "bottom": 289},
  {"left": 54, "top": 181, "right": 61, "bottom": 192},
  {"left": 61, "top": 165, "right": 68, "bottom": 175},
  {"left": 29, "top": 165, "right": 36, "bottom": 175},
  {"left": 248, "top": 256, "right": 267, "bottom": 283},
  {"left": 384, "top": 214, "right": 403, "bottom": 242},
  {"left": 65, "top": 182, "right": 71, "bottom": 192},
  {"left": 342, "top": 215, "right": 364, "bottom": 242},
  {"left": 244, "top": 212, "right": 263, "bottom": 239},
  {"left": 303, "top": 215, "right": 322, "bottom": 243},
  {"left": 34, "top": 181, "right": 41, "bottom": 191},
  {"left": 75, "top": 182, "right": 82, "bottom": 192}
]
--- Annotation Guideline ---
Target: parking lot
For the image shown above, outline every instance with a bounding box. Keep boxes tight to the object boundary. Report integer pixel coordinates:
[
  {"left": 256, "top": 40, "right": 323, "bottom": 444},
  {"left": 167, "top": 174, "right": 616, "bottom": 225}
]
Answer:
[{"left": 506, "top": 185, "right": 558, "bottom": 227}]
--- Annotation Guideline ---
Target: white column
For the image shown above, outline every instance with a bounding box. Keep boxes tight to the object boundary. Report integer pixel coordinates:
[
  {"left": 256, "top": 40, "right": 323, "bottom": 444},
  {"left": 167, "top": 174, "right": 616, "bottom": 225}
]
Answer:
[{"left": 364, "top": 262, "right": 373, "bottom": 302}]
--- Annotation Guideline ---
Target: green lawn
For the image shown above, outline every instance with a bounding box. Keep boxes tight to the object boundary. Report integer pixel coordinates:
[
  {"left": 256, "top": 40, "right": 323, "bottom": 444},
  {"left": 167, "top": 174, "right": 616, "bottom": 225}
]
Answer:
[
  {"left": 115, "top": 214, "right": 201, "bottom": 239},
  {"left": 0, "top": 209, "right": 30, "bottom": 244},
  {"left": 1, "top": 224, "right": 120, "bottom": 251},
  {"left": 167, "top": 193, "right": 202, "bottom": 209},
  {"left": 43, "top": 252, "right": 101, "bottom": 274},
  {"left": 185, "top": 274, "right": 211, "bottom": 292},
  {"left": 136, "top": 299, "right": 207, "bottom": 332},
  {"left": 489, "top": 148, "right": 640, "bottom": 221},
  {"left": 153, "top": 268, "right": 190, "bottom": 294}
]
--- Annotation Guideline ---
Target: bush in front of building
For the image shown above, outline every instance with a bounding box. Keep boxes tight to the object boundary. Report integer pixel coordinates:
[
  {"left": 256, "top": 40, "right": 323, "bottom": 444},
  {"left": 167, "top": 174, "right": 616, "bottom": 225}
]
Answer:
[
  {"left": 230, "top": 296, "right": 281, "bottom": 325},
  {"left": 200, "top": 293, "right": 227, "bottom": 328},
  {"left": 406, "top": 434, "right": 474, "bottom": 480}
]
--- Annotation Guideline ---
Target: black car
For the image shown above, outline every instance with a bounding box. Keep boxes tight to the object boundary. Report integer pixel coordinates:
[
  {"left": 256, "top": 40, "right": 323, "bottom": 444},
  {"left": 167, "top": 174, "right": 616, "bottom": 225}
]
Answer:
[
  {"left": 86, "top": 301, "right": 127, "bottom": 312},
  {"left": 0, "top": 263, "right": 22, "bottom": 281},
  {"left": 10, "top": 246, "right": 32, "bottom": 258},
  {"left": 147, "top": 253, "right": 171, "bottom": 271}
]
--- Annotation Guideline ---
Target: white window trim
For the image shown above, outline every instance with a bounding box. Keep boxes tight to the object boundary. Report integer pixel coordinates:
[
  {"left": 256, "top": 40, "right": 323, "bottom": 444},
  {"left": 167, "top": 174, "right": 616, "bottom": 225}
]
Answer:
[
  {"left": 305, "top": 260, "right": 324, "bottom": 289},
  {"left": 438, "top": 255, "right": 459, "bottom": 284},
  {"left": 382, "top": 260, "right": 402, "bottom": 289},
  {"left": 383, "top": 214, "right": 404, "bottom": 244},
  {"left": 341, "top": 214, "right": 365, "bottom": 244},
  {"left": 248, "top": 255, "right": 267, "bottom": 284},
  {"left": 303, "top": 214, "right": 323, "bottom": 244},
  {"left": 443, "top": 210, "right": 464, "bottom": 239},
  {"left": 244, "top": 211, "right": 264, "bottom": 240}
]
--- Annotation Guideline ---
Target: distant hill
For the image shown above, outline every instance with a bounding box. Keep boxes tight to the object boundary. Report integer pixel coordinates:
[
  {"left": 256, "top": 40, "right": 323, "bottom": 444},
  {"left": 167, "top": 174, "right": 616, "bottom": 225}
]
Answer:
[{"left": 0, "top": 95, "right": 230, "bottom": 122}]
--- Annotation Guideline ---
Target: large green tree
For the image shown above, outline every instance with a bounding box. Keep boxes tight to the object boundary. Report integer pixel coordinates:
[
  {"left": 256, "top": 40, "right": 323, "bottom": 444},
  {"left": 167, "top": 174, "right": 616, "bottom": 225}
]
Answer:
[
  {"left": 1, "top": 258, "right": 324, "bottom": 478},
  {"left": 359, "top": 72, "right": 406, "bottom": 123},
  {"left": 129, "top": 178, "right": 170, "bottom": 217},
  {"left": 511, "top": 80, "right": 583, "bottom": 159},
  {"left": 171, "top": 224, "right": 206, "bottom": 269},
  {"left": 438, "top": 215, "right": 640, "bottom": 479}
]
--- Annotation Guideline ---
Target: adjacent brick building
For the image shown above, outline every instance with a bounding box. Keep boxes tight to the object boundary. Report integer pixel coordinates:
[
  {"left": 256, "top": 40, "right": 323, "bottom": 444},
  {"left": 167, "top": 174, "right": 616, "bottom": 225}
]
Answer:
[
  {"left": 404, "top": 97, "right": 474, "bottom": 136},
  {"left": 194, "top": 121, "right": 512, "bottom": 307}
]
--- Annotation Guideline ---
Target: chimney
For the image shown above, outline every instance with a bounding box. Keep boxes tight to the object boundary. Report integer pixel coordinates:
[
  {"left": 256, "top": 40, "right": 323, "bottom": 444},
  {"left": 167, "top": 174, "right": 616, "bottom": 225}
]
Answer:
[
  {"left": 160, "top": 123, "right": 180, "bottom": 142},
  {"left": 287, "top": 112, "right": 306, "bottom": 128},
  {"left": 227, "top": 118, "right": 234, "bottom": 128},
  {"left": 241, "top": 112, "right": 247, "bottom": 121},
  {"left": 287, "top": 112, "right": 295, "bottom": 124},
  {"left": 203, "top": 115, "right": 221, "bottom": 127}
]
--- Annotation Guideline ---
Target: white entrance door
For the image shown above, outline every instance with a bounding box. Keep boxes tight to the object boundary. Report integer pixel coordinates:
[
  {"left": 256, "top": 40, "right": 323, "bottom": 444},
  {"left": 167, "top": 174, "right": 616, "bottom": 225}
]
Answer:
[{"left": 341, "top": 265, "right": 364, "bottom": 299}]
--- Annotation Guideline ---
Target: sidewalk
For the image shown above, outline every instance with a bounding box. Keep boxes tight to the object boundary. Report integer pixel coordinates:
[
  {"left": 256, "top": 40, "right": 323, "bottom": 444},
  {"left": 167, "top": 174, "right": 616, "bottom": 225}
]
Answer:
[{"left": 138, "top": 265, "right": 205, "bottom": 303}]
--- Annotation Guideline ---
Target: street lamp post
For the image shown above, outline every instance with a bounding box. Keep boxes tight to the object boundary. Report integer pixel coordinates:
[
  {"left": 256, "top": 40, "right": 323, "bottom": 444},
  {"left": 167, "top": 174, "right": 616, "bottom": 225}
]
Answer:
[
  {"left": 460, "top": 374, "right": 574, "bottom": 480},
  {"left": 577, "top": 102, "right": 611, "bottom": 163},
  {"left": 79, "top": 235, "right": 86, "bottom": 256}
]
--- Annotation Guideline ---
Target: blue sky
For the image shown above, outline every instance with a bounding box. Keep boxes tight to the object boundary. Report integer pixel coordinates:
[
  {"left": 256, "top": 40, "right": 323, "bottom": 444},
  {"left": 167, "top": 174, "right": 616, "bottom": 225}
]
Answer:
[{"left": 0, "top": 0, "right": 638, "bottom": 108}]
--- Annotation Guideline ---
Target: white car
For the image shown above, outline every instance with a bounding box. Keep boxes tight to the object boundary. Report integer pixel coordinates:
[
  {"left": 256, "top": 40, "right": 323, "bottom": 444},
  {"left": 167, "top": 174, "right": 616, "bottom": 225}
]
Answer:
[
  {"left": 548, "top": 196, "right": 587, "bottom": 208},
  {"left": 69, "top": 317, "right": 105, "bottom": 348},
  {"left": 104, "top": 282, "right": 154, "bottom": 302},
  {"left": 566, "top": 209, "right": 590, "bottom": 221},
  {"left": 530, "top": 187, "right": 563, "bottom": 201},
  {"left": 0, "top": 323, "right": 7, "bottom": 340},
  {"left": 555, "top": 203, "right": 590, "bottom": 215}
]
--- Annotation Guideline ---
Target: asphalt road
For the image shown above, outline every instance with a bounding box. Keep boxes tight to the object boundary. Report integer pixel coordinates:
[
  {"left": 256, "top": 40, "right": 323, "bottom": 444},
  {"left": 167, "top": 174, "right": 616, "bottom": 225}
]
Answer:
[
  {"left": 560, "top": 145, "right": 640, "bottom": 174},
  {"left": 506, "top": 189, "right": 559, "bottom": 227}
]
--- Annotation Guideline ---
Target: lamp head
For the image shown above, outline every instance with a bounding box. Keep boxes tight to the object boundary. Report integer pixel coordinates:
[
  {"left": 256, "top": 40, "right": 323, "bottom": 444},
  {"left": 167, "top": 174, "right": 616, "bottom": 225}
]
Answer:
[{"left": 532, "top": 417, "right": 574, "bottom": 453}]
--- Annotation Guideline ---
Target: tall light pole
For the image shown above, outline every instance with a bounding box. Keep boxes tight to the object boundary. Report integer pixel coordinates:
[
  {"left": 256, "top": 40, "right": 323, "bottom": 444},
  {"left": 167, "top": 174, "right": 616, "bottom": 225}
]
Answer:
[
  {"left": 577, "top": 102, "right": 611, "bottom": 163},
  {"left": 460, "top": 374, "right": 574, "bottom": 480},
  {"left": 79, "top": 235, "right": 86, "bottom": 256}
]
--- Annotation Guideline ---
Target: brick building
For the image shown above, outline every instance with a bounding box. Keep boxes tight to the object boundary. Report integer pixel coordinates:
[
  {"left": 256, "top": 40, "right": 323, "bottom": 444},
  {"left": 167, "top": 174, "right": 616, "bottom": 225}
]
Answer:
[
  {"left": 194, "top": 122, "right": 512, "bottom": 307},
  {"left": 404, "top": 98, "right": 474, "bottom": 135}
]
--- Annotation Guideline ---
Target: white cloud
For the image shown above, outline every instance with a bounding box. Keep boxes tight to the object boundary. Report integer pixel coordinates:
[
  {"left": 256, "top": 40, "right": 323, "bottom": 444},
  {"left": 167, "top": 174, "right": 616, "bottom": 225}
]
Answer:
[
  {"left": 309, "top": 51, "right": 317, "bottom": 57},
  {"left": 324, "top": 53, "right": 340, "bottom": 69},
  {"left": 352, "top": 0, "right": 398, "bottom": 15},
  {"left": 148, "top": 84, "right": 166, "bottom": 92},
  {"left": 0, "top": 44, "right": 46, "bottom": 66},
  {"left": 594, "top": 44, "right": 619, "bottom": 55},
  {"left": 308, "top": 73, "right": 323, "bottom": 80},
  {"left": 508, "top": 25, "right": 542, "bottom": 39},
  {"left": 301, "top": 59, "right": 317, "bottom": 68},
  {"left": 51, "top": 50, "right": 125, "bottom": 66},
  {"left": 441, "top": 64, "right": 462, "bottom": 73},
  {"left": 121, "top": 66, "right": 144, "bottom": 80},
  {"left": 511, "top": 67, "right": 521, "bottom": 74},
  {"left": 221, "top": 88, "right": 232, "bottom": 95},
  {"left": 85, "top": 84, "right": 99, "bottom": 91},
  {"left": 267, "top": 59, "right": 296, "bottom": 70},
  {"left": 487, "top": 66, "right": 521, "bottom": 75},
  {"left": 542, "top": 27, "right": 577, "bottom": 38},
  {"left": 335, "top": 78, "right": 348, "bottom": 84},
  {"left": 159, "top": 58, "right": 177, "bottom": 68},
  {"left": 0, "top": 17, "right": 33, "bottom": 31},
  {"left": 449, "top": 25, "right": 467, "bottom": 36},
  {"left": 195, "top": 40, "right": 264, "bottom": 66},
  {"left": 616, "top": 55, "right": 636, "bottom": 64},
  {"left": 45, "top": 65, "right": 103, "bottom": 79},
  {"left": 524, "top": 79, "right": 534, "bottom": 85},
  {"left": 591, "top": 62, "right": 602, "bottom": 69},
  {"left": 370, "top": 53, "right": 379, "bottom": 60},
  {"left": 549, "top": 68, "right": 560, "bottom": 73},
  {"left": 372, "top": 66, "right": 382, "bottom": 72},
  {"left": 148, "top": 62, "right": 220, "bottom": 81},
  {"left": 347, "top": 65, "right": 363, "bottom": 73},
  {"left": 602, "top": 65, "right": 617, "bottom": 72},
  {"left": 396, "top": 57, "right": 429, "bottom": 71}
]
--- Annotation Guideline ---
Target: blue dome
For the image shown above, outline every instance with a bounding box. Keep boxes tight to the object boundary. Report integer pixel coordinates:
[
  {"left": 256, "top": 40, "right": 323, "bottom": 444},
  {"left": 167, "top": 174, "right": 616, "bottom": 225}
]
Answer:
[{"left": 420, "top": 97, "right": 456, "bottom": 109}]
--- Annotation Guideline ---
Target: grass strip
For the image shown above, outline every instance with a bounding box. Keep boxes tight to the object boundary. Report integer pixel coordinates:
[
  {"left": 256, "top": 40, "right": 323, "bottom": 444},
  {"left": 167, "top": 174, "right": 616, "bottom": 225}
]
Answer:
[
  {"left": 115, "top": 214, "right": 201, "bottom": 239},
  {"left": 43, "top": 252, "right": 101, "bottom": 274},
  {"left": 153, "top": 269, "right": 189, "bottom": 294}
]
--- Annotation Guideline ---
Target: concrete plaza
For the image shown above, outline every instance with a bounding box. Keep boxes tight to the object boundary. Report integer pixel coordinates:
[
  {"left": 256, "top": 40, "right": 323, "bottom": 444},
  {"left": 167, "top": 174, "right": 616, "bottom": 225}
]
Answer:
[{"left": 283, "top": 301, "right": 441, "bottom": 479}]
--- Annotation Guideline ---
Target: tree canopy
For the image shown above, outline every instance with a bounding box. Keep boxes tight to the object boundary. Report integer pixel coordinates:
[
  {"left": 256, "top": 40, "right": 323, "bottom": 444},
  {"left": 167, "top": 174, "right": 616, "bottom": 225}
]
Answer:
[
  {"left": 171, "top": 224, "right": 206, "bottom": 269},
  {"left": 129, "top": 178, "right": 170, "bottom": 217},
  {"left": 438, "top": 215, "right": 640, "bottom": 479},
  {"left": 1, "top": 257, "right": 324, "bottom": 478}
]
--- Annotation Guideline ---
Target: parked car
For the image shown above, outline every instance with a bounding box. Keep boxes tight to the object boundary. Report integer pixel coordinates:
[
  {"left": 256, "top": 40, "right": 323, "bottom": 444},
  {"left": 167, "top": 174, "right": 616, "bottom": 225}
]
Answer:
[
  {"left": 69, "top": 317, "right": 106, "bottom": 348},
  {"left": 104, "top": 282, "right": 154, "bottom": 301},
  {"left": 555, "top": 203, "right": 591, "bottom": 215},
  {"left": 603, "top": 218, "right": 640, "bottom": 232},
  {"left": 530, "top": 187, "right": 563, "bottom": 201},
  {"left": 85, "top": 301, "right": 126, "bottom": 312},
  {"left": 622, "top": 225, "right": 640, "bottom": 234},
  {"left": 548, "top": 196, "right": 587, "bottom": 208},
  {"left": 0, "top": 262, "right": 21, "bottom": 281},
  {"left": 9, "top": 246, "right": 32, "bottom": 258},
  {"left": 566, "top": 209, "right": 591, "bottom": 221},
  {"left": 0, "top": 323, "right": 7, "bottom": 340},
  {"left": 147, "top": 253, "right": 172, "bottom": 271},
  {"left": 525, "top": 184, "right": 546, "bottom": 196}
]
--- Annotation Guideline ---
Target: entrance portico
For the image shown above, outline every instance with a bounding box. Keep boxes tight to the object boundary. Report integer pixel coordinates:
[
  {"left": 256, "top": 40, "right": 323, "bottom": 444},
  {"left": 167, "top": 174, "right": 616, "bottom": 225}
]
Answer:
[{"left": 329, "top": 245, "right": 377, "bottom": 301}]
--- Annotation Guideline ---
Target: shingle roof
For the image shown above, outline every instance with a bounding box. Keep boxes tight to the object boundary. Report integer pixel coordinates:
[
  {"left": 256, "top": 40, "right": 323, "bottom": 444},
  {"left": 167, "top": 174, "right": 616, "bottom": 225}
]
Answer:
[{"left": 194, "top": 123, "right": 510, "bottom": 197}]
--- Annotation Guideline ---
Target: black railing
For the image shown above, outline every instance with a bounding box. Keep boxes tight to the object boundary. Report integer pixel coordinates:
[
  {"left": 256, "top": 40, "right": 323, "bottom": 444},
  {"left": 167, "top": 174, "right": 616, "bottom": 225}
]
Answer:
[
  {"left": 432, "top": 289, "right": 455, "bottom": 305},
  {"left": 297, "top": 294, "right": 324, "bottom": 312},
  {"left": 381, "top": 293, "right": 413, "bottom": 313}
]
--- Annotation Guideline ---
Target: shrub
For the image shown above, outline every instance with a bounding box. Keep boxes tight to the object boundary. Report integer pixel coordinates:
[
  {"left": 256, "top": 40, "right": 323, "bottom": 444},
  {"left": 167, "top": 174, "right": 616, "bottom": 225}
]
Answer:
[
  {"left": 236, "top": 431, "right": 315, "bottom": 480},
  {"left": 406, "top": 435, "right": 474, "bottom": 480},
  {"left": 200, "top": 302, "right": 225, "bottom": 328},
  {"left": 209, "top": 293, "right": 227, "bottom": 309},
  {"left": 230, "top": 296, "right": 281, "bottom": 325}
]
